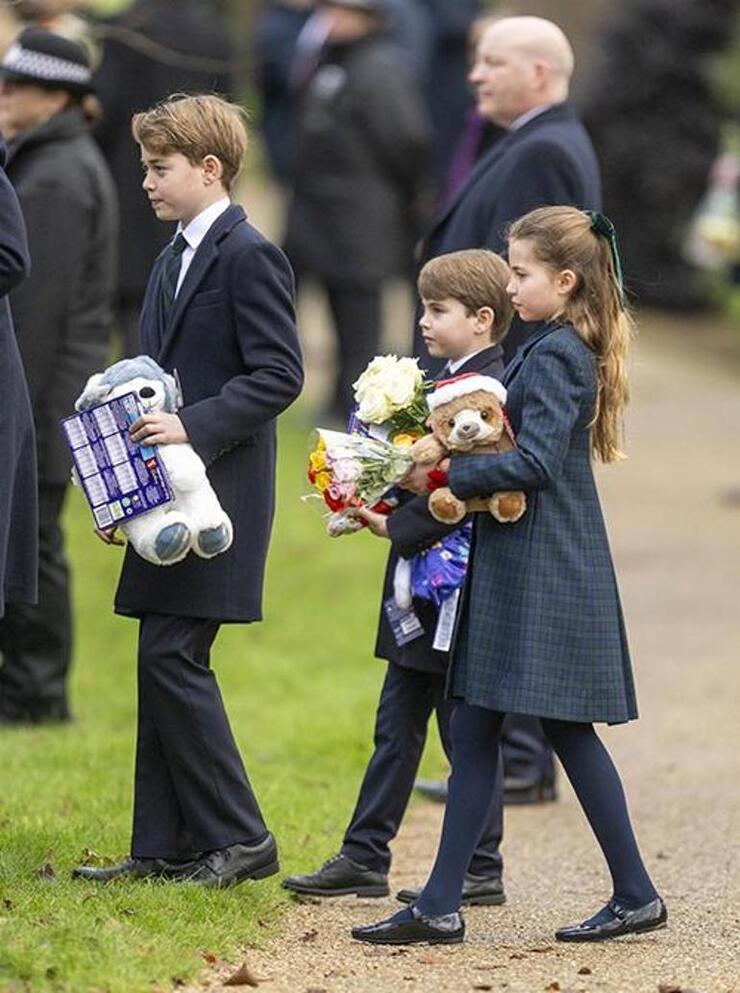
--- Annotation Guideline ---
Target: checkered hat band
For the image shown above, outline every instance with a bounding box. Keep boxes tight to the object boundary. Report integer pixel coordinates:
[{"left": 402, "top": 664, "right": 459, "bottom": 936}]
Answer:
[{"left": 3, "top": 41, "right": 91, "bottom": 85}]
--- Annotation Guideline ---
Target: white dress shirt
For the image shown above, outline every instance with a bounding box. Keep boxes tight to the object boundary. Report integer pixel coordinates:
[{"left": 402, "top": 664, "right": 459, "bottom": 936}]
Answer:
[
  {"left": 174, "top": 196, "right": 231, "bottom": 295},
  {"left": 509, "top": 104, "right": 554, "bottom": 132}
]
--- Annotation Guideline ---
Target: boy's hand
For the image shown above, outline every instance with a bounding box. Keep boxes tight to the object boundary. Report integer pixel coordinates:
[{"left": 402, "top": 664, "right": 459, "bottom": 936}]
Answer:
[
  {"left": 399, "top": 462, "right": 434, "bottom": 495},
  {"left": 95, "top": 526, "right": 124, "bottom": 546},
  {"left": 354, "top": 506, "right": 389, "bottom": 537},
  {"left": 129, "top": 412, "right": 188, "bottom": 446}
]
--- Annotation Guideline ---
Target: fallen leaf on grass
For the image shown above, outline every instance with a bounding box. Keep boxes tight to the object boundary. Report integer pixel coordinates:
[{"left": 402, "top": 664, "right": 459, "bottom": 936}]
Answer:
[
  {"left": 300, "top": 929, "right": 318, "bottom": 943},
  {"left": 201, "top": 951, "right": 218, "bottom": 966},
  {"left": 577, "top": 967, "right": 592, "bottom": 975},
  {"left": 3, "top": 899, "right": 13, "bottom": 911},
  {"left": 36, "top": 862, "right": 56, "bottom": 881},
  {"left": 223, "top": 959, "right": 262, "bottom": 987}
]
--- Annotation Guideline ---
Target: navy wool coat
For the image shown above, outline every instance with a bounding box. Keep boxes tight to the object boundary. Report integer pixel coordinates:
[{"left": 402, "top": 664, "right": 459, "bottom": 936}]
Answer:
[
  {"left": 375, "top": 344, "right": 504, "bottom": 674},
  {"left": 114, "top": 205, "right": 303, "bottom": 622},
  {"left": 0, "top": 142, "right": 37, "bottom": 617},
  {"left": 448, "top": 323, "right": 637, "bottom": 725}
]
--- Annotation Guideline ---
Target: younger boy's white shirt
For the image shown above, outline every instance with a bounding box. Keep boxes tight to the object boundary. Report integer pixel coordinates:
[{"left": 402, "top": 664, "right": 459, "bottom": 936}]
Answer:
[
  {"left": 447, "top": 347, "right": 490, "bottom": 375},
  {"left": 175, "top": 196, "right": 231, "bottom": 295}
]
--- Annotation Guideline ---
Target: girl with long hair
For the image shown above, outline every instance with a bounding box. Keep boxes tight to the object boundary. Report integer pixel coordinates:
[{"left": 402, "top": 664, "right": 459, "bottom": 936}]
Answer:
[{"left": 352, "top": 206, "right": 666, "bottom": 946}]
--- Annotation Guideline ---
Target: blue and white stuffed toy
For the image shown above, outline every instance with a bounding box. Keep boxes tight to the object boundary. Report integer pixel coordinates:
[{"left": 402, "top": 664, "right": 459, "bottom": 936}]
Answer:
[{"left": 75, "top": 356, "right": 233, "bottom": 566}]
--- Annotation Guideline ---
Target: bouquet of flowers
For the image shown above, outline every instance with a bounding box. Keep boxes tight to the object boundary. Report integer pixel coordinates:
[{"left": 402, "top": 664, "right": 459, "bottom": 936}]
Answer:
[
  {"left": 307, "top": 429, "right": 413, "bottom": 536},
  {"left": 352, "top": 354, "right": 431, "bottom": 443}
]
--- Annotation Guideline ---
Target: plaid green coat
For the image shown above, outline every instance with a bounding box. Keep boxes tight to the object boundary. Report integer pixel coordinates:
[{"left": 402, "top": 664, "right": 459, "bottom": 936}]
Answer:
[{"left": 448, "top": 322, "right": 637, "bottom": 724}]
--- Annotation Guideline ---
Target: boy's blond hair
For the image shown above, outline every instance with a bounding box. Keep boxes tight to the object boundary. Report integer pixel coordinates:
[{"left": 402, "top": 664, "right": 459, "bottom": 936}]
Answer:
[
  {"left": 418, "top": 249, "right": 514, "bottom": 344},
  {"left": 132, "top": 94, "right": 248, "bottom": 192}
]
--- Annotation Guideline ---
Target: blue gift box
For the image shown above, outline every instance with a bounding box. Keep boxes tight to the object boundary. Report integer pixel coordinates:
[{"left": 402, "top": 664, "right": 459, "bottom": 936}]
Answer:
[{"left": 61, "top": 392, "right": 172, "bottom": 530}]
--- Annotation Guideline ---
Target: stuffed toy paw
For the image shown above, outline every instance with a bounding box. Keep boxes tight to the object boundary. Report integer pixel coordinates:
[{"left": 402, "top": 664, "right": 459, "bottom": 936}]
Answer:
[{"left": 74, "top": 355, "right": 233, "bottom": 566}]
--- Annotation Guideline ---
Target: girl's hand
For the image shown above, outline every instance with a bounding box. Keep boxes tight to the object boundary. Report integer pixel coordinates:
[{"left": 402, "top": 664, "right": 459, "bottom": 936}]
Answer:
[
  {"left": 399, "top": 462, "right": 433, "bottom": 495},
  {"left": 129, "top": 412, "right": 188, "bottom": 446},
  {"left": 95, "top": 526, "right": 124, "bottom": 546},
  {"left": 354, "top": 506, "right": 389, "bottom": 538}
]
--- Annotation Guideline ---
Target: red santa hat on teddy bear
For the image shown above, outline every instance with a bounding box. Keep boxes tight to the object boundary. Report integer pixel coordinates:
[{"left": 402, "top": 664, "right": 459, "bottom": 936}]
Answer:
[{"left": 427, "top": 372, "right": 508, "bottom": 411}]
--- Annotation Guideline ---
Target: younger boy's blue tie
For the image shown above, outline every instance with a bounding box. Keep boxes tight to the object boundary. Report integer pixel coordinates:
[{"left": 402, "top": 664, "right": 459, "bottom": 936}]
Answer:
[{"left": 159, "top": 233, "right": 188, "bottom": 325}]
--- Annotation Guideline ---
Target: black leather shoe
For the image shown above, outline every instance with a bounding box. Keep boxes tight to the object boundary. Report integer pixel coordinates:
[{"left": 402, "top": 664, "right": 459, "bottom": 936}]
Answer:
[
  {"left": 503, "top": 774, "right": 557, "bottom": 805},
  {"left": 396, "top": 871, "right": 505, "bottom": 907},
  {"left": 556, "top": 897, "right": 667, "bottom": 942},
  {"left": 72, "top": 857, "right": 165, "bottom": 882},
  {"left": 413, "top": 778, "right": 448, "bottom": 804},
  {"left": 352, "top": 909, "right": 464, "bottom": 945},
  {"left": 177, "top": 834, "right": 279, "bottom": 889},
  {"left": 283, "top": 853, "right": 389, "bottom": 897}
]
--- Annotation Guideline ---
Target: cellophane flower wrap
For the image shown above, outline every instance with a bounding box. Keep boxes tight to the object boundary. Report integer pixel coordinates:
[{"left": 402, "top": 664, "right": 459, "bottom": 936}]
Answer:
[
  {"left": 306, "top": 429, "right": 412, "bottom": 536},
  {"left": 352, "top": 355, "right": 431, "bottom": 442}
]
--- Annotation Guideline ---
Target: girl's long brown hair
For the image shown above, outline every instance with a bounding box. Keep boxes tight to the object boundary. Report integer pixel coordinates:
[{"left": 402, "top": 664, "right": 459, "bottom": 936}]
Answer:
[{"left": 508, "top": 206, "right": 632, "bottom": 463}]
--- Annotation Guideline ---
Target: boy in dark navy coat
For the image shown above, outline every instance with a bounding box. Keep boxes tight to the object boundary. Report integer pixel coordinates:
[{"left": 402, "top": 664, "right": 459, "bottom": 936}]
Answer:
[
  {"left": 283, "top": 249, "right": 509, "bottom": 905},
  {"left": 73, "top": 95, "right": 303, "bottom": 889}
]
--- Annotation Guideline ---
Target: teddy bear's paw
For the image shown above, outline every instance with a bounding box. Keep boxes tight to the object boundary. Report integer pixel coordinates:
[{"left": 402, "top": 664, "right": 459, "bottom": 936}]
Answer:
[
  {"left": 490, "top": 491, "right": 527, "bottom": 523},
  {"left": 410, "top": 436, "right": 442, "bottom": 464},
  {"left": 154, "top": 522, "right": 192, "bottom": 563},
  {"left": 429, "top": 488, "right": 466, "bottom": 524},
  {"left": 196, "top": 522, "right": 232, "bottom": 558}
]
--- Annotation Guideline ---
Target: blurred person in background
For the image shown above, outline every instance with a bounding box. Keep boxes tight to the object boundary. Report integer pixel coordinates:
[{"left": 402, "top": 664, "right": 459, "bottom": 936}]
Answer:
[
  {"left": 283, "top": 0, "right": 431, "bottom": 424},
  {"left": 0, "top": 95, "right": 35, "bottom": 646},
  {"left": 92, "top": 0, "right": 234, "bottom": 355},
  {"left": 0, "top": 27, "right": 117, "bottom": 724}
]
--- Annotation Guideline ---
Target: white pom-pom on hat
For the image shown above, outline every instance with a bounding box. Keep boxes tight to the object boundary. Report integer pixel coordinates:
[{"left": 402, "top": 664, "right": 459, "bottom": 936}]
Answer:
[{"left": 427, "top": 373, "right": 507, "bottom": 411}]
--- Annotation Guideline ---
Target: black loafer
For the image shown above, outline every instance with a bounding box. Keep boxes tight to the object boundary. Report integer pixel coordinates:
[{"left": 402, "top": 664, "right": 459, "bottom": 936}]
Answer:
[
  {"left": 72, "top": 857, "right": 166, "bottom": 882},
  {"left": 178, "top": 833, "right": 279, "bottom": 889},
  {"left": 352, "top": 909, "right": 464, "bottom": 945},
  {"left": 397, "top": 872, "right": 505, "bottom": 907},
  {"left": 556, "top": 897, "right": 667, "bottom": 942},
  {"left": 283, "top": 853, "right": 389, "bottom": 898}
]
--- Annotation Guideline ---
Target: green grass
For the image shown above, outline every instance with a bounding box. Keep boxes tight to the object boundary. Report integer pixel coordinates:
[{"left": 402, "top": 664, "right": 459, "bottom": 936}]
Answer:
[{"left": 0, "top": 408, "right": 444, "bottom": 993}]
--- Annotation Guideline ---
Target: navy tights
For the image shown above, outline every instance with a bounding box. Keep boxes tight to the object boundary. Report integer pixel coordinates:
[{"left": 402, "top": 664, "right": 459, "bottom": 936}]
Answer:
[{"left": 416, "top": 703, "right": 658, "bottom": 917}]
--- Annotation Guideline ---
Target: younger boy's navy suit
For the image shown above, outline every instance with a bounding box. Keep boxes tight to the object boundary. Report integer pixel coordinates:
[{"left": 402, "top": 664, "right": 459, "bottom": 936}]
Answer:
[
  {"left": 341, "top": 345, "right": 504, "bottom": 880},
  {"left": 116, "top": 204, "right": 303, "bottom": 860}
]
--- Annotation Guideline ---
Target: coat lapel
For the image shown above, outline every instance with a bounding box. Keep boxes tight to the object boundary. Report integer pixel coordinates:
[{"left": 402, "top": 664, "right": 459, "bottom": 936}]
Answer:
[{"left": 157, "top": 204, "right": 245, "bottom": 361}]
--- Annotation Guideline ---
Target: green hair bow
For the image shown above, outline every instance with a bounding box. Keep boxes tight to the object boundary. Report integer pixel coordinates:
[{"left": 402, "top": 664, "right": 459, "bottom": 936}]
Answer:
[{"left": 587, "top": 210, "right": 624, "bottom": 302}]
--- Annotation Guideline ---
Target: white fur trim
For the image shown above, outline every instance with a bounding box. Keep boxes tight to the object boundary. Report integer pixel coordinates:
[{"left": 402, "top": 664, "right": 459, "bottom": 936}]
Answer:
[{"left": 427, "top": 375, "right": 507, "bottom": 410}]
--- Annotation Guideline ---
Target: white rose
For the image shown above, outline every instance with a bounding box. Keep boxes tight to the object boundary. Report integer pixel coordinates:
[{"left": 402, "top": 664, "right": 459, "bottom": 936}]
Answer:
[
  {"left": 383, "top": 368, "right": 419, "bottom": 408},
  {"left": 357, "top": 385, "right": 392, "bottom": 423}
]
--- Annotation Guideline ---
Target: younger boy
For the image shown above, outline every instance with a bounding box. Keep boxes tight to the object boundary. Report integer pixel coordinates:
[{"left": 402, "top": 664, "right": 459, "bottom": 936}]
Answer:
[
  {"left": 283, "top": 249, "right": 511, "bottom": 904},
  {"left": 73, "top": 95, "right": 303, "bottom": 888}
]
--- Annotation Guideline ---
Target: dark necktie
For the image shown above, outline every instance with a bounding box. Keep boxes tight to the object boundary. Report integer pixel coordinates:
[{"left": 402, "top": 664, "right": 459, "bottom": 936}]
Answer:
[{"left": 159, "top": 233, "right": 188, "bottom": 325}]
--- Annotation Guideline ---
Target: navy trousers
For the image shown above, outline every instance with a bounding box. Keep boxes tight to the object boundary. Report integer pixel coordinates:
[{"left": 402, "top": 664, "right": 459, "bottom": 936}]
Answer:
[
  {"left": 501, "top": 714, "right": 556, "bottom": 785},
  {"left": 131, "top": 613, "right": 268, "bottom": 860},
  {"left": 341, "top": 663, "right": 503, "bottom": 878}
]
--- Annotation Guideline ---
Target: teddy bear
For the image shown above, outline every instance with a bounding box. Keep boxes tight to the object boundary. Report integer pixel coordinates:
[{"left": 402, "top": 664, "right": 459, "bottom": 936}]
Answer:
[
  {"left": 410, "top": 373, "right": 527, "bottom": 525},
  {"left": 73, "top": 355, "right": 233, "bottom": 566}
]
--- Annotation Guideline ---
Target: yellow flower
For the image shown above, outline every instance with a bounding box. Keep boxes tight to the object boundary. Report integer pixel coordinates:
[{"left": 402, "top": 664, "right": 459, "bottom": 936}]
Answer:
[
  {"left": 391, "top": 430, "right": 424, "bottom": 448},
  {"left": 314, "top": 471, "right": 332, "bottom": 491},
  {"left": 309, "top": 450, "right": 327, "bottom": 472}
]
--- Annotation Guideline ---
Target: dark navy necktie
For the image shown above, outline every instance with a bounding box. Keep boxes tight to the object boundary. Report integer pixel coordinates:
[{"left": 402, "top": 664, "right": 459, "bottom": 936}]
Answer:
[{"left": 159, "top": 233, "right": 188, "bottom": 325}]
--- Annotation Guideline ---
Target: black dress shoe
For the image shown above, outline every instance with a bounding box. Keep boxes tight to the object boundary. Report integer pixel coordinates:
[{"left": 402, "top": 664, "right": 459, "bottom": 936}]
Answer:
[
  {"left": 178, "top": 833, "right": 279, "bottom": 889},
  {"left": 556, "top": 897, "right": 667, "bottom": 942},
  {"left": 283, "top": 853, "right": 389, "bottom": 898},
  {"left": 352, "top": 908, "right": 465, "bottom": 945},
  {"left": 396, "top": 871, "right": 505, "bottom": 907},
  {"left": 503, "top": 774, "right": 557, "bottom": 805},
  {"left": 72, "top": 857, "right": 165, "bottom": 882},
  {"left": 413, "top": 778, "right": 448, "bottom": 804}
]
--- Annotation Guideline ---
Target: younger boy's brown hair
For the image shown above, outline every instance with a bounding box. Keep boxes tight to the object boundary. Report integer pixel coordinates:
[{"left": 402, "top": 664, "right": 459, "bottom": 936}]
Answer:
[
  {"left": 418, "top": 249, "right": 514, "bottom": 344},
  {"left": 132, "top": 94, "right": 248, "bottom": 192}
]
